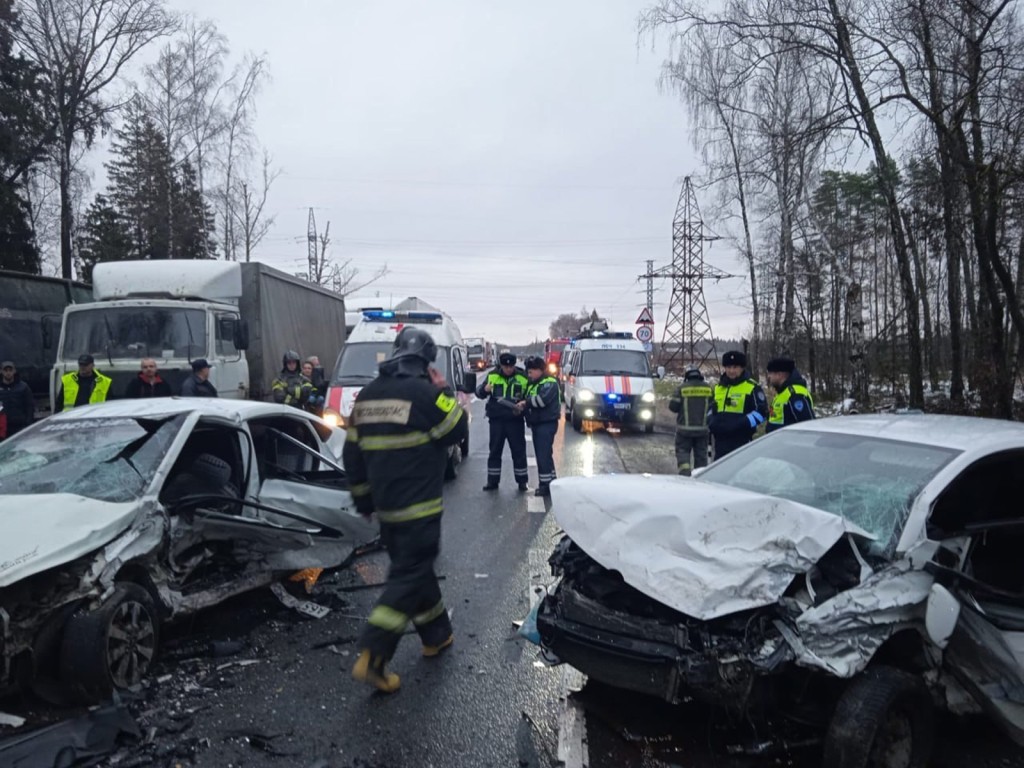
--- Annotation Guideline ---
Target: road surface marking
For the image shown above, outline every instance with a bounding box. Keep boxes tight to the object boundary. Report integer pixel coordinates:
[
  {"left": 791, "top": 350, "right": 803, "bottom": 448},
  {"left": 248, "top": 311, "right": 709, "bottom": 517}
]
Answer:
[
  {"left": 557, "top": 666, "right": 589, "bottom": 768},
  {"left": 527, "top": 457, "right": 538, "bottom": 467},
  {"left": 527, "top": 496, "right": 546, "bottom": 514}
]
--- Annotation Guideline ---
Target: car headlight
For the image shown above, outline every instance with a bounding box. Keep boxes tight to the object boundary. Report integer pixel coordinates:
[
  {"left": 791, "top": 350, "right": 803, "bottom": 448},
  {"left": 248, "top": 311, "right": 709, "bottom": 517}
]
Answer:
[
  {"left": 641, "top": 391, "right": 656, "bottom": 403},
  {"left": 578, "top": 389, "right": 595, "bottom": 402}
]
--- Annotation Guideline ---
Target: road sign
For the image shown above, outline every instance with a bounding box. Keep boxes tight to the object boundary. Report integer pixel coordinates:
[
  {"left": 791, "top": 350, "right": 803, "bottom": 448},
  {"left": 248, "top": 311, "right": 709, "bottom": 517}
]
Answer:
[
  {"left": 642, "top": 341, "right": 653, "bottom": 353},
  {"left": 636, "top": 306, "right": 654, "bottom": 325},
  {"left": 635, "top": 325, "right": 653, "bottom": 343}
]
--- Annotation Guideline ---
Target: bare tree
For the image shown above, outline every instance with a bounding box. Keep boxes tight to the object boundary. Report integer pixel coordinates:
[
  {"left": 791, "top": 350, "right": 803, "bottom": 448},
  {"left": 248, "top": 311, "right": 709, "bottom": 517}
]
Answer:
[
  {"left": 14, "top": 0, "right": 178, "bottom": 278},
  {"left": 231, "top": 150, "right": 278, "bottom": 262}
]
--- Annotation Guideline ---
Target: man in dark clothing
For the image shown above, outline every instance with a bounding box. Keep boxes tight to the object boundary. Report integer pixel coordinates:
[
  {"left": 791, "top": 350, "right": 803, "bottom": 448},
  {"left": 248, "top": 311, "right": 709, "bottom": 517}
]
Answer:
[
  {"left": 56, "top": 355, "right": 112, "bottom": 412},
  {"left": 519, "top": 356, "right": 560, "bottom": 497},
  {"left": 343, "top": 327, "right": 468, "bottom": 694},
  {"left": 709, "top": 350, "right": 768, "bottom": 460},
  {"left": 765, "top": 357, "right": 815, "bottom": 432},
  {"left": 124, "top": 358, "right": 173, "bottom": 398},
  {"left": 180, "top": 359, "right": 218, "bottom": 397},
  {"left": 301, "top": 361, "right": 326, "bottom": 415},
  {"left": 272, "top": 350, "right": 313, "bottom": 409},
  {"left": 668, "top": 366, "right": 712, "bottom": 475},
  {"left": 0, "top": 361, "right": 34, "bottom": 436},
  {"left": 475, "top": 351, "right": 529, "bottom": 492}
]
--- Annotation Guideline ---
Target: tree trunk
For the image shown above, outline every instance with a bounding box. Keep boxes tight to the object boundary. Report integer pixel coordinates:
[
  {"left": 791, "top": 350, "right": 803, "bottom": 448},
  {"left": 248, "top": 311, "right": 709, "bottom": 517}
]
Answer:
[
  {"left": 59, "top": 136, "right": 74, "bottom": 279},
  {"left": 847, "top": 282, "right": 868, "bottom": 407},
  {"left": 903, "top": 209, "right": 939, "bottom": 392}
]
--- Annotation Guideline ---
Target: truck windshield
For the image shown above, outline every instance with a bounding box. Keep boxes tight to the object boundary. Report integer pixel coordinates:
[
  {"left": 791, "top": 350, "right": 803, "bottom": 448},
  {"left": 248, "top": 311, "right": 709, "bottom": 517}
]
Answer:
[
  {"left": 332, "top": 342, "right": 450, "bottom": 384},
  {"left": 467, "top": 344, "right": 483, "bottom": 356},
  {"left": 580, "top": 350, "right": 650, "bottom": 376},
  {"left": 63, "top": 307, "right": 207, "bottom": 361}
]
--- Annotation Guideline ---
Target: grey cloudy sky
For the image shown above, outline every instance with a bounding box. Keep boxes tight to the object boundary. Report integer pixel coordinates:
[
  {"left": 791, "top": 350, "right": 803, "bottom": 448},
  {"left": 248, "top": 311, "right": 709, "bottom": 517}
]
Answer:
[{"left": 173, "top": 0, "right": 753, "bottom": 345}]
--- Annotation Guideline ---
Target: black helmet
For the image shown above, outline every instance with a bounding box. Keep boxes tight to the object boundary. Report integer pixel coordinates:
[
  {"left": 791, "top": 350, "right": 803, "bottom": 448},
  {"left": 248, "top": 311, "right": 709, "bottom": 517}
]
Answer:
[
  {"left": 684, "top": 366, "right": 704, "bottom": 381},
  {"left": 391, "top": 327, "right": 437, "bottom": 363},
  {"left": 283, "top": 350, "right": 301, "bottom": 367},
  {"left": 524, "top": 356, "right": 545, "bottom": 371}
]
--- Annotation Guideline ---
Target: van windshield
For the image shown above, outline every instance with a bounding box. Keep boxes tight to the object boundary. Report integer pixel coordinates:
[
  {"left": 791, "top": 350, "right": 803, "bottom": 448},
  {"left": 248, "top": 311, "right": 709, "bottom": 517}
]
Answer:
[
  {"left": 580, "top": 350, "right": 650, "bottom": 376},
  {"left": 332, "top": 342, "right": 449, "bottom": 385}
]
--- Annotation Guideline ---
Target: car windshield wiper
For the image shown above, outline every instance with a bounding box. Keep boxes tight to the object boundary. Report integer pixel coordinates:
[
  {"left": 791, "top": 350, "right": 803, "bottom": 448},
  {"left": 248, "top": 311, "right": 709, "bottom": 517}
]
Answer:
[
  {"left": 102, "top": 315, "right": 116, "bottom": 367},
  {"left": 183, "top": 312, "right": 196, "bottom": 363}
]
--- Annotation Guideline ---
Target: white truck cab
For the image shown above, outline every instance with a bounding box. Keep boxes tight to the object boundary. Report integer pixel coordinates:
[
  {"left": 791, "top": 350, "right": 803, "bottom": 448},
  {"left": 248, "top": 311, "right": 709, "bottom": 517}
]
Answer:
[{"left": 561, "top": 324, "right": 663, "bottom": 434}]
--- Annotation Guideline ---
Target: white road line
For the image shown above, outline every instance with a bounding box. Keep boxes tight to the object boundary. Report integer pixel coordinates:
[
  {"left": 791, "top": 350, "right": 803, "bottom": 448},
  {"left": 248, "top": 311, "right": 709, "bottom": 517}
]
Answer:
[
  {"left": 527, "top": 496, "right": 547, "bottom": 514},
  {"left": 526, "top": 457, "right": 538, "bottom": 467},
  {"left": 556, "top": 666, "right": 589, "bottom": 768}
]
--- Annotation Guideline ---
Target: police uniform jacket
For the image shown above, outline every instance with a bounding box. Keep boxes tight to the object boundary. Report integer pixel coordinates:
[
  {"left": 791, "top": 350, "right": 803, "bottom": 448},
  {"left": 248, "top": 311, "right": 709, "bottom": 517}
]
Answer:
[
  {"left": 708, "top": 371, "right": 768, "bottom": 441},
  {"left": 475, "top": 366, "right": 528, "bottom": 422},
  {"left": 524, "top": 376, "right": 560, "bottom": 426},
  {"left": 344, "top": 359, "right": 468, "bottom": 525},
  {"left": 766, "top": 371, "right": 814, "bottom": 432}
]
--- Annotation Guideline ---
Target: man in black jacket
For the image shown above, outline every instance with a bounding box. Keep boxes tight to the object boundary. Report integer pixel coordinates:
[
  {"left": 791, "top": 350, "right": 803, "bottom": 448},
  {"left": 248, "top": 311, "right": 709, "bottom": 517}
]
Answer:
[
  {"left": 708, "top": 350, "right": 768, "bottom": 459},
  {"left": 344, "top": 327, "right": 468, "bottom": 694},
  {"left": 519, "top": 356, "right": 560, "bottom": 497},
  {"left": 180, "top": 359, "right": 218, "bottom": 397},
  {"left": 124, "top": 358, "right": 173, "bottom": 398},
  {"left": 475, "top": 351, "right": 529, "bottom": 492},
  {"left": 0, "top": 361, "right": 34, "bottom": 437}
]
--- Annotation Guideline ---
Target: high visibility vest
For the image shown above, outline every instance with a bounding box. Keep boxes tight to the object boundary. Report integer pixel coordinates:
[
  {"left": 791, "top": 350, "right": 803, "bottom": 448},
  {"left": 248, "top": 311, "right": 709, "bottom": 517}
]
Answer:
[
  {"left": 63, "top": 371, "right": 112, "bottom": 408},
  {"left": 487, "top": 371, "right": 527, "bottom": 400},
  {"left": 714, "top": 379, "right": 756, "bottom": 414},
  {"left": 526, "top": 376, "right": 561, "bottom": 403},
  {"left": 769, "top": 384, "right": 813, "bottom": 426}
]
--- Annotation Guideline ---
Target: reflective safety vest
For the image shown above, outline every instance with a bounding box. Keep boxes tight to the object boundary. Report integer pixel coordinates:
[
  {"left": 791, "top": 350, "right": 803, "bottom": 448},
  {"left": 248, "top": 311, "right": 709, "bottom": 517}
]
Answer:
[
  {"left": 487, "top": 371, "right": 527, "bottom": 400},
  {"left": 714, "top": 379, "right": 756, "bottom": 414},
  {"left": 769, "top": 384, "right": 814, "bottom": 426},
  {"left": 62, "top": 371, "right": 112, "bottom": 409},
  {"left": 525, "top": 376, "right": 561, "bottom": 402}
]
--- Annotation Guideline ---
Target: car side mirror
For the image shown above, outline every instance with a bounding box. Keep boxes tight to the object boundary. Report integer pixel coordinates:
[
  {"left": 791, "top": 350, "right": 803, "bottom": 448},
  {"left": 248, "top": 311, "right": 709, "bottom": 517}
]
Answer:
[
  {"left": 656, "top": 365, "right": 666, "bottom": 379},
  {"left": 234, "top": 320, "right": 250, "bottom": 351},
  {"left": 461, "top": 372, "right": 477, "bottom": 394},
  {"left": 925, "top": 583, "right": 961, "bottom": 650}
]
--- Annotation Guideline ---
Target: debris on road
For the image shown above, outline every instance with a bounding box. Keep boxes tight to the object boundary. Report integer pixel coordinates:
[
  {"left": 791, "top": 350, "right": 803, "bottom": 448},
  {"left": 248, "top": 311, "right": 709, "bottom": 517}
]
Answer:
[
  {"left": 270, "top": 582, "right": 332, "bottom": 619},
  {"left": 0, "top": 703, "right": 139, "bottom": 767}
]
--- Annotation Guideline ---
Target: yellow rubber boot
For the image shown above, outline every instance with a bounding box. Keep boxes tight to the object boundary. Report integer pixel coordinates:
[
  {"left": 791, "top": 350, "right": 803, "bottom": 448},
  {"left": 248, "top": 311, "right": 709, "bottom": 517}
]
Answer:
[
  {"left": 422, "top": 634, "right": 454, "bottom": 658},
  {"left": 352, "top": 650, "right": 401, "bottom": 693}
]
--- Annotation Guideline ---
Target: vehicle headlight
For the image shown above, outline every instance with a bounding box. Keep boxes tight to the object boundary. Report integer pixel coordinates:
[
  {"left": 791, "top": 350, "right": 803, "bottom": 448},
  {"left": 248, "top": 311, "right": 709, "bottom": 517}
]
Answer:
[
  {"left": 641, "top": 391, "right": 656, "bottom": 403},
  {"left": 323, "top": 410, "right": 345, "bottom": 428},
  {"left": 578, "top": 389, "right": 595, "bottom": 402},
  {"left": 547, "top": 363, "right": 558, "bottom": 374}
]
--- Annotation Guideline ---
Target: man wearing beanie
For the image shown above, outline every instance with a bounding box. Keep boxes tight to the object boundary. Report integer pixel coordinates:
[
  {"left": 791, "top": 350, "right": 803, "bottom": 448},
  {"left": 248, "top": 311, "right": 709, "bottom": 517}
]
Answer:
[
  {"left": 709, "top": 350, "right": 767, "bottom": 458},
  {"left": 765, "top": 356, "right": 814, "bottom": 431}
]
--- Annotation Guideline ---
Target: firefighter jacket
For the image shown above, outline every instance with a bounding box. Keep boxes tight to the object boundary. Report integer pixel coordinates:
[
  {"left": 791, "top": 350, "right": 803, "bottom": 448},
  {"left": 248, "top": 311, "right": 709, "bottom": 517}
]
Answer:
[
  {"left": 272, "top": 370, "right": 313, "bottom": 408},
  {"left": 524, "top": 376, "right": 560, "bottom": 426},
  {"left": 475, "top": 366, "right": 528, "bottom": 421},
  {"left": 343, "top": 360, "right": 468, "bottom": 525},
  {"left": 767, "top": 372, "right": 815, "bottom": 432},
  {"left": 709, "top": 371, "right": 767, "bottom": 442},
  {"left": 57, "top": 371, "right": 111, "bottom": 411},
  {"left": 0, "top": 376, "right": 34, "bottom": 434},
  {"left": 668, "top": 379, "right": 713, "bottom": 435}
]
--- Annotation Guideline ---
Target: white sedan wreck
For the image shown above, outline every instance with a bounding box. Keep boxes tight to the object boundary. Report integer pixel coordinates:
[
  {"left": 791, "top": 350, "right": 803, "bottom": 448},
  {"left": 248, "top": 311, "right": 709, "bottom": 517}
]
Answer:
[
  {"left": 0, "top": 399, "right": 375, "bottom": 701},
  {"left": 536, "top": 415, "right": 1024, "bottom": 766}
]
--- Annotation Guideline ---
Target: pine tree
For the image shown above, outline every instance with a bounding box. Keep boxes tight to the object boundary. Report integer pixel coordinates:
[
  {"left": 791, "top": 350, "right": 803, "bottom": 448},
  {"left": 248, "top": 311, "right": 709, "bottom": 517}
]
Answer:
[
  {"left": 76, "top": 195, "right": 133, "bottom": 282},
  {"left": 172, "top": 160, "right": 217, "bottom": 260}
]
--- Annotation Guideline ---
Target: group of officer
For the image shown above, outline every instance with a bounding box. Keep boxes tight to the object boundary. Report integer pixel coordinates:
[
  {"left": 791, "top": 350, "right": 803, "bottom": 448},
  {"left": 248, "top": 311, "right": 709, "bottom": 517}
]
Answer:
[{"left": 669, "top": 349, "right": 815, "bottom": 475}]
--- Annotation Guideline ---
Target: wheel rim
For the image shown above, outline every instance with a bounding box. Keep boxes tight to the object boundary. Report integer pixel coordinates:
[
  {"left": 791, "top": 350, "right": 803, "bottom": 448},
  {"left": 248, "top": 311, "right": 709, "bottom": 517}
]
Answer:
[
  {"left": 106, "top": 600, "right": 156, "bottom": 688},
  {"left": 868, "top": 710, "right": 914, "bottom": 768}
]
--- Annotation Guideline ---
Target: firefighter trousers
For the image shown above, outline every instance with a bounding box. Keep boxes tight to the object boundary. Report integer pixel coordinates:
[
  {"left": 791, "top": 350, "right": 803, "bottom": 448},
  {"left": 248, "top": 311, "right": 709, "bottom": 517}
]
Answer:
[
  {"left": 486, "top": 418, "right": 528, "bottom": 486},
  {"left": 674, "top": 431, "right": 709, "bottom": 476},
  {"left": 530, "top": 420, "right": 558, "bottom": 487},
  {"left": 360, "top": 516, "right": 452, "bottom": 661}
]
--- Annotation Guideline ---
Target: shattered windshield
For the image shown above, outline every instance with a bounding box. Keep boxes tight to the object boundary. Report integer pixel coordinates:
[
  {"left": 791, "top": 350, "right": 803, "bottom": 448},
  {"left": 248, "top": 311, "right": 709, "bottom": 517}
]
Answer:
[
  {"left": 63, "top": 307, "right": 207, "bottom": 361},
  {"left": 331, "top": 342, "right": 449, "bottom": 384},
  {"left": 698, "top": 429, "right": 960, "bottom": 557},
  {"left": 0, "top": 416, "right": 186, "bottom": 502}
]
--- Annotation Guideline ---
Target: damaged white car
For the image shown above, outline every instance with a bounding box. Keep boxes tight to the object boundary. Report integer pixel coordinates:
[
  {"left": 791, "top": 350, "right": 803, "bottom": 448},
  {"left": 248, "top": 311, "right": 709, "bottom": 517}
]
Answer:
[
  {"left": 536, "top": 414, "right": 1024, "bottom": 767},
  {"left": 0, "top": 399, "right": 375, "bottom": 701}
]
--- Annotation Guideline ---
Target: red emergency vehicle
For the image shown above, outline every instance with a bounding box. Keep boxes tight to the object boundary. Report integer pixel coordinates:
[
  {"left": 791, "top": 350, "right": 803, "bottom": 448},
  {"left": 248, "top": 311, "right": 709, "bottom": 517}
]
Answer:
[{"left": 544, "top": 338, "right": 570, "bottom": 376}]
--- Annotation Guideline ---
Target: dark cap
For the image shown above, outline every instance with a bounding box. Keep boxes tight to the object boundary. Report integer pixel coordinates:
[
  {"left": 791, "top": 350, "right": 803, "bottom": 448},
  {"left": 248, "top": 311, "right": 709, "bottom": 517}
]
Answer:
[
  {"left": 190, "top": 358, "right": 210, "bottom": 371},
  {"left": 498, "top": 353, "right": 516, "bottom": 366},
  {"left": 766, "top": 357, "right": 796, "bottom": 374},
  {"left": 525, "top": 356, "right": 545, "bottom": 371},
  {"left": 77, "top": 354, "right": 95, "bottom": 366},
  {"left": 0, "top": 361, "right": 14, "bottom": 369},
  {"left": 722, "top": 350, "right": 746, "bottom": 368}
]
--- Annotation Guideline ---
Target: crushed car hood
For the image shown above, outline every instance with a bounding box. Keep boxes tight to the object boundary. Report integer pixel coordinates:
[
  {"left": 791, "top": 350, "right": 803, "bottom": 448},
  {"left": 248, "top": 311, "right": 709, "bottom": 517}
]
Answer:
[
  {"left": 0, "top": 495, "right": 139, "bottom": 587},
  {"left": 550, "top": 475, "right": 873, "bottom": 621}
]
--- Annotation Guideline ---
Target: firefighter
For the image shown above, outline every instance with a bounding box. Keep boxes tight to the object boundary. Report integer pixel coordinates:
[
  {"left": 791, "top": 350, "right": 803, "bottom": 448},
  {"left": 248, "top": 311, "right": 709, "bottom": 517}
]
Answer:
[
  {"left": 55, "top": 354, "right": 112, "bottom": 412},
  {"left": 765, "top": 356, "right": 815, "bottom": 431},
  {"left": 475, "top": 351, "right": 529, "bottom": 492},
  {"left": 708, "top": 350, "right": 768, "bottom": 459},
  {"left": 272, "top": 350, "right": 313, "bottom": 409},
  {"left": 518, "top": 356, "right": 560, "bottom": 497},
  {"left": 343, "top": 327, "right": 468, "bottom": 693},
  {"left": 668, "top": 366, "right": 712, "bottom": 475}
]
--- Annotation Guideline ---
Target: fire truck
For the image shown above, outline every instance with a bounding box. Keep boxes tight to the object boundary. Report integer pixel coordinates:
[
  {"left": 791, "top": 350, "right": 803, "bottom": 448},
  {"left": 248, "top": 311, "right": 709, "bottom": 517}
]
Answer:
[{"left": 544, "top": 337, "right": 570, "bottom": 377}]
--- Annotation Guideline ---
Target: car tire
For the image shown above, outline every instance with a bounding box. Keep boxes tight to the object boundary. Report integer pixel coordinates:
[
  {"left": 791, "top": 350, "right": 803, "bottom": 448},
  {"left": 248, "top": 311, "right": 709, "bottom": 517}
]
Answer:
[
  {"left": 823, "top": 665, "right": 934, "bottom": 768},
  {"left": 444, "top": 448, "right": 459, "bottom": 481},
  {"left": 59, "top": 583, "right": 160, "bottom": 702},
  {"left": 571, "top": 404, "right": 583, "bottom": 433},
  {"left": 644, "top": 423, "right": 655, "bottom": 434}
]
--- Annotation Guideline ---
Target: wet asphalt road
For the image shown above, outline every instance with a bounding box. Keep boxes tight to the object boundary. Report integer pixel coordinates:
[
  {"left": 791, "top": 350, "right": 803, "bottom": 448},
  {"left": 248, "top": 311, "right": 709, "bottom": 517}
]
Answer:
[{"left": 5, "top": 399, "right": 1024, "bottom": 767}]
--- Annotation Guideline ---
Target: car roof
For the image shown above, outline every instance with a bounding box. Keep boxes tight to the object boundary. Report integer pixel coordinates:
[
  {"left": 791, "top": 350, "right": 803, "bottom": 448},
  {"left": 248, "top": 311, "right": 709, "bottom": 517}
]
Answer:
[
  {"left": 787, "top": 413, "right": 1024, "bottom": 452},
  {"left": 48, "top": 398, "right": 305, "bottom": 422}
]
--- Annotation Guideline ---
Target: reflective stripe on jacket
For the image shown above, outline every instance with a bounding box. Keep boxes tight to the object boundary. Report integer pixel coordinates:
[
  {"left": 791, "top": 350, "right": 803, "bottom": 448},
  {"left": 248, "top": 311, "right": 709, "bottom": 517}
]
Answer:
[
  {"left": 525, "top": 376, "right": 560, "bottom": 425},
  {"left": 767, "top": 378, "right": 815, "bottom": 432},
  {"left": 62, "top": 371, "right": 111, "bottom": 409},
  {"left": 670, "top": 381, "right": 712, "bottom": 434},
  {"left": 476, "top": 367, "right": 528, "bottom": 421}
]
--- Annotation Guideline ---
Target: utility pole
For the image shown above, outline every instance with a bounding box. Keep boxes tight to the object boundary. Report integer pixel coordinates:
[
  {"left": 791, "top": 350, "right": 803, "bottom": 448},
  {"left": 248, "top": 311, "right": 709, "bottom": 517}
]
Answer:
[
  {"left": 645, "top": 259, "right": 654, "bottom": 317},
  {"left": 307, "top": 208, "right": 318, "bottom": 283}
]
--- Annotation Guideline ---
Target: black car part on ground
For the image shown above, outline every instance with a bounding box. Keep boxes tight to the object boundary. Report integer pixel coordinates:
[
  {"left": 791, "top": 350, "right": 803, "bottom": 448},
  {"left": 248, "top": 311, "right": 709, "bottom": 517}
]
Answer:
[{"left": 0, "top": 703, "right": 140, "bottom": 767}]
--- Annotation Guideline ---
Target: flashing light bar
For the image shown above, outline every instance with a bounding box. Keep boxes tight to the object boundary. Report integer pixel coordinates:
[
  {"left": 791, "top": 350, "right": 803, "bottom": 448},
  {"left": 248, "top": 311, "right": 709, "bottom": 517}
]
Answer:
[{"left": 362, "top": 310, "right": 444, "bottom": 323}]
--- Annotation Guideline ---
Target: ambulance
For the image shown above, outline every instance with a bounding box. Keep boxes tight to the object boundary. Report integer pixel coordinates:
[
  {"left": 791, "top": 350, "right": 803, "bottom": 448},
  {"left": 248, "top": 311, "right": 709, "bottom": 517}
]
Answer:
[
  {"left": 323, "top": 298, "right": 474, "bottom": 478},
  {"left": 561, "top": 321, "right": 664, "bottom": 434}
]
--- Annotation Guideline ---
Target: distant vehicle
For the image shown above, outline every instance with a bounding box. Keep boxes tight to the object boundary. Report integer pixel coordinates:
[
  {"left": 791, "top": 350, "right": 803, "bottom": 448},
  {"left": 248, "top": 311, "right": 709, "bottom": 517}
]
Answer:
[
  {"left": 49, "top": 261, "right": 347, "bottom": 408},
  {"left": 465, "top": 337, "right": 493, "bottom": 371},
  {"left": 0, "top": 270, "right": 91, "bottom": 413},
  {"left": 0, "top": 397, "right": 374, "bottom": 702},
  {"left": 544, "top": 337, "right": 570, "bottom": 377},
  {"left": 324, "top": 297, "right": 475, "bottom": 480}
]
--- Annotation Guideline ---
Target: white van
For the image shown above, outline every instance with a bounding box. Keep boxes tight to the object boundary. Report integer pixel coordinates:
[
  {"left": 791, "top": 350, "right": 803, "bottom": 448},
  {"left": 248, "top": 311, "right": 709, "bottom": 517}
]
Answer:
[
  {"left": 561, "top": 329, "right": 663, "bottom": 434},
  {"left": 323, "top": 300, "right": 473, "bottom": 478}
]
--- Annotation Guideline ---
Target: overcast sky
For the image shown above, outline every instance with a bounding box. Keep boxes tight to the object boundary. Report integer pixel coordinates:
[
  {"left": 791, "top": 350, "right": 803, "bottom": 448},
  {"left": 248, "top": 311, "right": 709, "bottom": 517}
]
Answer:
[{"left": 171, "top": 0, "right": 753, "bottom": 346}]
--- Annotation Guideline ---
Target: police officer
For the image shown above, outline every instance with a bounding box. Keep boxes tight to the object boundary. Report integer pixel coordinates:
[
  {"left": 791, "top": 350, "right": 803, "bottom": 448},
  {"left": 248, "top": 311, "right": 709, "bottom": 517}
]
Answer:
[
  {"left": 519, "top": 356, "right": 560, "bottom": 497},
  {"left": 476, "top": 351, "right": 529, "bottom": 492},
  {"left": 708, "top": 350, "right": 768, "bottom": 459},
  {"left": 272, "top": 350, "right": 313, "bottom": 409},
  {"left": 765, "top": 356, "right": 815, "bottom": 431},
  {"left": 55, "top": 354, "right": 112, "bottom": 412},
  {"left": 344, "top": 327, "right": 468, "bottom": 694},
  {"left": 668, "top": 366, "right": 712, "bottom": 475}
]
